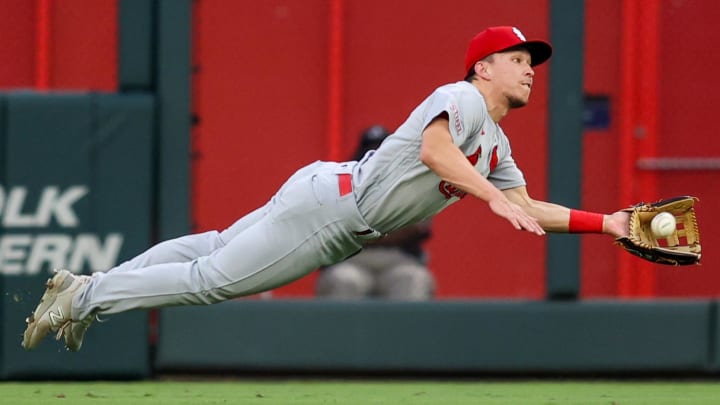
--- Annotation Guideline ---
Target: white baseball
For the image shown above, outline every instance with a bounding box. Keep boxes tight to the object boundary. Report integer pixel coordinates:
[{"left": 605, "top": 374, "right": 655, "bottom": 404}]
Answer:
[{"left": 651, "top": 212, "right": 676, "bottom": 237}]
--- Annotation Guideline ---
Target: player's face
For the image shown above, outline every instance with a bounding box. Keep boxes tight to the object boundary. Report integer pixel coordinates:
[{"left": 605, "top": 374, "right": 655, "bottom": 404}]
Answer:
[{"left": 492, "top": 49, "right": 535, "bottom": 108}]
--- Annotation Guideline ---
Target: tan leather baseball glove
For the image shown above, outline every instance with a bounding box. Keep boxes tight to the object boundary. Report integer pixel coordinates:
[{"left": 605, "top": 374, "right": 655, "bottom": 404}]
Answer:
[{"left": 615, "top": 196, "right": 701, "bottom": 266}]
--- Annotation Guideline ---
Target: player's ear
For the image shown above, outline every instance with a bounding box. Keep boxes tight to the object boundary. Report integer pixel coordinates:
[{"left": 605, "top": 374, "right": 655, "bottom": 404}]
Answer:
[{"left": 475, "top": 60, "right": 492, "bottom": 80}]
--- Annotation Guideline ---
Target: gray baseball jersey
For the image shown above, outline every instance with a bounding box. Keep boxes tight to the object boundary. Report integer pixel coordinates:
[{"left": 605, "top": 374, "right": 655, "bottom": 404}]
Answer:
[
  {"left": 355, "top": 80, "right": 525, "bottom": 234},
  {"left": 71, "top": 81, "right": 527, "bottom": 319}
]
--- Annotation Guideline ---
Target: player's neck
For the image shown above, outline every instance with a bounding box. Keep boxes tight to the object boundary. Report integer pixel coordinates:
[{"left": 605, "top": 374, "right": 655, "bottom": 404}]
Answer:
[
  {"left": 473, "top": 82, "right": 509, "bottom": 123},
  {"left": 479, "top": 89, "right": 510, "bottom": 123},
  {"left": 485, "top": 102, "right": 509, "bottom": 123}
]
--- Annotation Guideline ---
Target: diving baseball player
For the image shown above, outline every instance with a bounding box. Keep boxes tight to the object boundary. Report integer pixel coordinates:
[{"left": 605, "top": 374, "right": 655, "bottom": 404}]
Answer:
[{"left": 22, "top": 26, "right": 632, "bottom": 352}]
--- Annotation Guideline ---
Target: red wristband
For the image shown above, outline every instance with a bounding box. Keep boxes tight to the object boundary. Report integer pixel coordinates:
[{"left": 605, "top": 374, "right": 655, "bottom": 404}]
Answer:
[{"left": 568, "top": 209, "right": 604, "bottom": 233}]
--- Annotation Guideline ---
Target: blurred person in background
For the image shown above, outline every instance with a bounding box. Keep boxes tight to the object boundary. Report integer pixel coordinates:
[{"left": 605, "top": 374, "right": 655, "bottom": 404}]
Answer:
[{"left": 316, "top": 125, "right": 435, "bottom": 300}]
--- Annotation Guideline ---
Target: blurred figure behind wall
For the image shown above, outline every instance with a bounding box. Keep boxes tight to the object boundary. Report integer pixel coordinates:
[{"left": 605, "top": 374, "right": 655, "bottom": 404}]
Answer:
[{"left": 315, "top": 125, "right": 436, "bottom": 300}]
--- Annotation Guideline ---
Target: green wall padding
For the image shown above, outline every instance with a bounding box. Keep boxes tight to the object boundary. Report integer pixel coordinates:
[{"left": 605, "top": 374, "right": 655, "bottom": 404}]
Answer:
[
  {"left": 0, "top": 92, "right": 154, "bottom": 379},
  {"left": 156, "top": 300, "right": 713, "bottom": 374}
]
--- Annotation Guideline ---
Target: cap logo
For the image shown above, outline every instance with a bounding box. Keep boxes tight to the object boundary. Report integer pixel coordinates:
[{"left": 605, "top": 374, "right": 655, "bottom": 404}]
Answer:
[{"left": 512, "top": 27, "right": 526, "bottom": 42}]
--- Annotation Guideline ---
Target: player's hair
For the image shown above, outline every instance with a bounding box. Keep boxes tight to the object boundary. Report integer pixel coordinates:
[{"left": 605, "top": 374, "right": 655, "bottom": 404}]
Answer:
[
  {"left": 464, "top": 70, "right": 475, "bottom": 82},
  {"left": 464, "top": 54, "right": 494, "bottom": 82}
]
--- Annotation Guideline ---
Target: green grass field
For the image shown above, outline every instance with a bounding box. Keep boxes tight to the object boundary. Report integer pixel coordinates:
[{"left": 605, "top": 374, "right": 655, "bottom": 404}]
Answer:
[{"left": 2, "top": 380, "right": 720, "bottom": 405}]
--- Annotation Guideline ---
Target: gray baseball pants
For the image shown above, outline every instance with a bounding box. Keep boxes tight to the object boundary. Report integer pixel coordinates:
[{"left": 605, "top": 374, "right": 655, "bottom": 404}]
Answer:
[{"left": 72, "top": 161, "right": 380, "bottom": 319}]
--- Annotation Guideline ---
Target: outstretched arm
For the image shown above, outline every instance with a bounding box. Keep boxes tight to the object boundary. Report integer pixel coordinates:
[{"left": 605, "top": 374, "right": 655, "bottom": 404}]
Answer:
[
  {"left": 420, "top": 116, "right": 545, "bottom": 236},
  {"left": 502, "top": 186, "right": 630, "bottom": 238}
]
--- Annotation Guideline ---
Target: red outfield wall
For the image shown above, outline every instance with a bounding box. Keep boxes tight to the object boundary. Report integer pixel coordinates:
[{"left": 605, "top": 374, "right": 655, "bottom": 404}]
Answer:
[
  {"left": 189, "top": 0, "right": 720, "bottom": 298},
  {"left": 191, "top": 0, "right": 551, "bottom": 298},
  {"left": 4, "top": 0, "right": 719, "bottom": 298},
  {"left": 0, "top": 0, "right": 116, "bottom": 90},
  {"left": 580, "top": 0, "right": 720, "bottom": 298}
]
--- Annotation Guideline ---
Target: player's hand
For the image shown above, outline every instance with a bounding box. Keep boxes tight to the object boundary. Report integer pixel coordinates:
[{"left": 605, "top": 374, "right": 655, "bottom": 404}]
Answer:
[
  {"left": 603, "top": 210, "right": 630, "bottom": 238},
  {"left": 488, "top": 198, "right": 545, "bottom": 236}
]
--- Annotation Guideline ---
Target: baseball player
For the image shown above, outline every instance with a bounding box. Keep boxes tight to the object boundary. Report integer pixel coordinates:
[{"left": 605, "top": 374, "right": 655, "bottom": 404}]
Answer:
[{"left": 22, "top": 26, "right": 631, "bottom": 352}]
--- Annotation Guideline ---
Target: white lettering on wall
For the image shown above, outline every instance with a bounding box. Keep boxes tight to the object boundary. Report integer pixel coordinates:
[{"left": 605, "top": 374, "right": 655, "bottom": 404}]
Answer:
[
  {"left": 0, "top": 185, "right": 88, "bottom": 227},
  {"left": 0, "top": 185, "right": 126, "bottom": 275}
]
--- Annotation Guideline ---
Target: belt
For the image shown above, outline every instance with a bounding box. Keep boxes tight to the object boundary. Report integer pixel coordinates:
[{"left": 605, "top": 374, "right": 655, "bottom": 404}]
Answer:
[
  {"left": 337, "top": 173, "right": 381, "bottom": 240},
  {"left": 338, "top": 173, "right": 352, "bottom": 197}
]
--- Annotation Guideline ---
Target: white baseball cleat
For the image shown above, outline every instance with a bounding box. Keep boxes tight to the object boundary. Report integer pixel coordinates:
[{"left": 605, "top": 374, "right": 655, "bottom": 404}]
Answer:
[
  {"left": 22, "top": 269, "right": 91, "bottom": 352},
  {"left": 63, "top": 314, "right": 96, "bottom": 352}
]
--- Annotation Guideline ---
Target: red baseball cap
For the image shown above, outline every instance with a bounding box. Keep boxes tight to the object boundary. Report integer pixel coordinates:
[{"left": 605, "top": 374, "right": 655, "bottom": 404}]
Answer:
[{"left": 464, "top": 26, "right": 552, "bottom": 73}]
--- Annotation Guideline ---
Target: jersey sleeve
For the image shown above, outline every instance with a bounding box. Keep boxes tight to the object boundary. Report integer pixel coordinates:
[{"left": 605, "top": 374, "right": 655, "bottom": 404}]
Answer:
[
  {"left": 488, "top": 130, "right": 527, "bottom": 190},
  {"left": 421, "top": 86, "right": 484, "bottom": 149}
]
